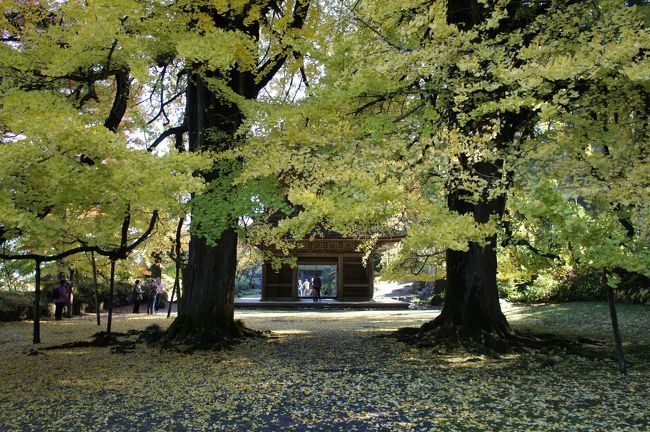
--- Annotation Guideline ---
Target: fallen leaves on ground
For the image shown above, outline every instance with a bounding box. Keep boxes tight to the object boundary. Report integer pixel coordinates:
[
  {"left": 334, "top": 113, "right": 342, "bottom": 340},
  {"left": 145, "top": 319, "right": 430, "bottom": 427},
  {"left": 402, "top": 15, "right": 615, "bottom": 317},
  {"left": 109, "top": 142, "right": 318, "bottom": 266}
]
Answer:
[{"left": 0, "top": 305, "right": 648, "bottom": 431}]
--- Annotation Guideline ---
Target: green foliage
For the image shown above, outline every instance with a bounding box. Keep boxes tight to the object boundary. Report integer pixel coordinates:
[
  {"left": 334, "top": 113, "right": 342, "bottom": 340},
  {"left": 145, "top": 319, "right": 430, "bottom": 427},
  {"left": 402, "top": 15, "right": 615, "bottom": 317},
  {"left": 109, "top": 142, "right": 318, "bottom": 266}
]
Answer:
[
  {"left": 0, "top": 1, "right": 212, "bottom": 272},
  {"left": 237, "top": 0, "right": 650, "bottom": 304},
  {"left": 0, "top": 290, "right": 51, "bottom": 322},
  {"left": 1, "top": 0, "right": 649, "bottom": 309},
  {"left": 498, "top": 269, "right": 607, "bottom": 304},
  {"left": 0, "top": 260, "right": 34, "bottom": 291}
]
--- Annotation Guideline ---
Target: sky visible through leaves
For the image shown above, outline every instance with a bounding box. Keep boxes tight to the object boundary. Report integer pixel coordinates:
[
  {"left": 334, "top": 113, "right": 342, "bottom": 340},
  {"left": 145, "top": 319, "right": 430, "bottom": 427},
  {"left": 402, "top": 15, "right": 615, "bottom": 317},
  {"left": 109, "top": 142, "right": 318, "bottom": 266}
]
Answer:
[{"left": 0, "top": 304, "right": 649, "bottom": 431}]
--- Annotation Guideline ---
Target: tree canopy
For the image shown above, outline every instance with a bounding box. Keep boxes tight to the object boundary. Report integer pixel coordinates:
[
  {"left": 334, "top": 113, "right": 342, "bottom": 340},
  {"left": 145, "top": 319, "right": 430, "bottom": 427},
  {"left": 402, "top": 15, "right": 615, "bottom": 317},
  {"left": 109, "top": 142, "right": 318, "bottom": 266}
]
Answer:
[
  {"left": 1, "top": 0, "right": 648, "bottom": 350},
  {"left": 240, "top": 0, "right": 650, "bottom": 285}
]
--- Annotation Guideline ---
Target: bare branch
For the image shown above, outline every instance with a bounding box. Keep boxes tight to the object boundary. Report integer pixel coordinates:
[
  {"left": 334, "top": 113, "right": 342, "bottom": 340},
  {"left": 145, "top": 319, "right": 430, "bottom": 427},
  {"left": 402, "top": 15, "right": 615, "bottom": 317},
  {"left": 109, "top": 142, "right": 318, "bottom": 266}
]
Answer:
[
  {"left": 104, "top": 69, "right": 130, "bottom": 132},
  {"left": 147, "top": 125, "right": 188, "bottom": 152},
  {"left": 255, "top": 0, "right": 310, "bottom": 93}
]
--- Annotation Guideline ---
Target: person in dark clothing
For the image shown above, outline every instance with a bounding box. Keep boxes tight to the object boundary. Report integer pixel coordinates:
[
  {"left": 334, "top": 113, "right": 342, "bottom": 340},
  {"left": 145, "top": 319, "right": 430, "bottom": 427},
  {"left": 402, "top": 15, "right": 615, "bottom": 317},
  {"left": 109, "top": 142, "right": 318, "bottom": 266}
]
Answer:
[
  {"left": 313, "top": 275, "right": 322, "bottom": 302},
  {"left": 53, "top": 280, "right": 68, "bottom": 320},
  {"left": 146, "top": 280, "right": 156, "bottom": 314},
  {"left": 132, "top": 280, "right": 144, "bottom": 313}
]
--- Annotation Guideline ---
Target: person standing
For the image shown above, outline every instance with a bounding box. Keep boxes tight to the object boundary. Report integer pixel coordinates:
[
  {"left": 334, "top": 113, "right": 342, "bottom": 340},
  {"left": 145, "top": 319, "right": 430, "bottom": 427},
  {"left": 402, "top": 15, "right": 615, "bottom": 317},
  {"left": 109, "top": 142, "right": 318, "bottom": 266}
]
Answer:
[
  {"left": 153, "top": 277, "right": 164, "bottom": 312},
  {"left": 146, "top": 280, "right": 156, "bottom": 314},
  {"left": 313, "top": 275, "right": 322, "bottom": 302},
  {"left": 302, "top": 278, "right": 311, "bottom": 299},
  {"left": 132, "top": 280, "right": 144, "bottom": 313},
  {"left": 65, "top": 281, "right": 74, "bottom": 318},
  {"left": 53, "top": 279, "right": 67, "bottom": 321},
  {"left": 298, "top": 279, "right": 304, "bottom": 297}
]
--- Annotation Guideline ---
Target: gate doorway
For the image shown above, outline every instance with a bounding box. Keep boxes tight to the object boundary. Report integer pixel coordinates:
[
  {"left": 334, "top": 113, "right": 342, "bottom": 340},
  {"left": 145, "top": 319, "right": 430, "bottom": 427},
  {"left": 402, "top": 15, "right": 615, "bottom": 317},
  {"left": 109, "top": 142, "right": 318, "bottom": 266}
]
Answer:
[{"left": 298, "top": 264, "right": 337, "bottom": 298}]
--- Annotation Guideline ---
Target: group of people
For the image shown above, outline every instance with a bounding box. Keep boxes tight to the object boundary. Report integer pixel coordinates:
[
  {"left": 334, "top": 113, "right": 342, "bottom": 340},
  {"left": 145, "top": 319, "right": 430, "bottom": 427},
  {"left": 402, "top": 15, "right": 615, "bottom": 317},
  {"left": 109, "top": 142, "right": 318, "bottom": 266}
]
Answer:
[
  {"left": 53, "top": 279, "right": 74, "bottom": 320},
  {"left": 298, "top": 275, "right": 322, "bottom": 302},
  {"left": 52, "top": 276, "right": 164, "bottom": 319},
  {"left": 132, "top": 277, "right": 164, "bottom": 314}
]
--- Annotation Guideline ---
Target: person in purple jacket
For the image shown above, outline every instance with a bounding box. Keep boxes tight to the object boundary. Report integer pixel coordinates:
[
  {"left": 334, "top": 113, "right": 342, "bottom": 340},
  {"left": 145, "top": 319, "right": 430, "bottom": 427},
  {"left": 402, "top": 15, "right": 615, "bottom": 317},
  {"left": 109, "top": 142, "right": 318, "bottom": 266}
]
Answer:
[{"left": 53, "top": 279, "right": 68, "bottom": 321}]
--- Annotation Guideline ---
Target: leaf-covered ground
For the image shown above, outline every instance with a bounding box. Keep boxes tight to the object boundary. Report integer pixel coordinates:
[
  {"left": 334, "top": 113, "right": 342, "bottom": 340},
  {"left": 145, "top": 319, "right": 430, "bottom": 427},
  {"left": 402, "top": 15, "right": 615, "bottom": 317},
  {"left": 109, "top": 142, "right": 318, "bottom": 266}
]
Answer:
[{"left": 0, "top": 303, "right": 649, "bottom": 431}]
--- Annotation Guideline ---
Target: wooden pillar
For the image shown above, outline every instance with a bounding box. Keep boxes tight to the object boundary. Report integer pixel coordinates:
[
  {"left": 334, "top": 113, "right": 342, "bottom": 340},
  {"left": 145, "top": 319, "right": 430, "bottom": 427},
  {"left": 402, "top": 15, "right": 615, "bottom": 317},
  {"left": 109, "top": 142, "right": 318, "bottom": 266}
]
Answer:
[
  {"left": 261, "top": 262, "right": 268, "bottom": 300},
  {"left": 292, "top": 265, "right": 298, "bottom": 300},
  {"left": 337, "top": 255, "right": 344, "bottom": 300},
  {"left": 367, "top": 252, "right": 375, "bottom": 300}
]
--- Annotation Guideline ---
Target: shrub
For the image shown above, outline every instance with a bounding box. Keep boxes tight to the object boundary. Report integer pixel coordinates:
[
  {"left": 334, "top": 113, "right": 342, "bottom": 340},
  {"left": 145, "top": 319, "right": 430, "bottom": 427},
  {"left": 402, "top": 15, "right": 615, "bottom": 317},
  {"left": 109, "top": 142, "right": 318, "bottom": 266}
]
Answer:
[
  {"left": 499, "top": 269, "right": 607, "bottom": 304},
  {"left": 550, "top": 271, "right": 606, "bottom": 302},
  {"left": 0, "top": 291, "right": 52, "bottom": 322}
]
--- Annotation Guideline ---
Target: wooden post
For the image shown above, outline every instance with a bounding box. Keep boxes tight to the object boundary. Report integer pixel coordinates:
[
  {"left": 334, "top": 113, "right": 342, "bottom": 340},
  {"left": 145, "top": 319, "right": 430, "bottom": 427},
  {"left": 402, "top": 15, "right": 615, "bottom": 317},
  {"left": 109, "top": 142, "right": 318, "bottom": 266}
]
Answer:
[
  {"left": 292, "top": 265, "right": 298, "bottom": 300},
  {"left": 167, "top": 277, "right": 179, "bottom": 318},
  {"left": 168, "top": 216, "right": 184, "bottom": 318},
  {"left": 91, "top": 251, "right": 100, "bottom": 326},
  {"left": 367, "top": 252, "right": 375, "bottom": 300},
  {"left": 337, "top": 255, "right": 344, "bottom": 300},
  {"left": 33, "top": 259, "right": 42, "bottom": 344},
  {"left": 261, "top": 262, "right": 268, "bottom": 300},
  {"left": 606, "top": 283, "right": 627, "bottom": 374},
  {"left": 106, "top": 258, "right": 116, "bottom": 335}
]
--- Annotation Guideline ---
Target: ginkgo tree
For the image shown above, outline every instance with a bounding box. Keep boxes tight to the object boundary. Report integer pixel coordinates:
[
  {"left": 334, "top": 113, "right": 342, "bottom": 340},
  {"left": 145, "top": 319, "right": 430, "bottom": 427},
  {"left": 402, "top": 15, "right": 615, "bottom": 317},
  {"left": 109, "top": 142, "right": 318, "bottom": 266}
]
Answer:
[
  {"left": 1, "top": 0, "right": 327, "bottom": 346},
  {"left": 0, "top": 1, "right": 209, "bottom": 343},
  {"left": 0, "top": 89, "right": 207, "bottom": 342},
  {"left": 239, "top": 0, "right": 650, "bottom": 352}
]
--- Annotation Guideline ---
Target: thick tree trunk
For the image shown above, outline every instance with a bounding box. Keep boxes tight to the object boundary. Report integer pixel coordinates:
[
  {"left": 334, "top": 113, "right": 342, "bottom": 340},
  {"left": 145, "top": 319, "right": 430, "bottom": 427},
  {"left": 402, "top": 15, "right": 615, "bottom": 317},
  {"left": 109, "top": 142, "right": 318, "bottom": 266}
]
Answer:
[
  {"left": 437, "top": 162, "right": 510, "bottom": 337},
  {"left": 167, "top": 4, "right": 309, "bottom": 346},
  {"left": 441, "top": 237, "right": 510, "bottom": 337},
  {"left": 418, "top": 159, "right": 512, "bottom": 352},
  {"left": 168, "top": 71, "right": 255, "bottom": 344},
  {"left": 168, "top": 228, "right": 240, "bottom": 341}
]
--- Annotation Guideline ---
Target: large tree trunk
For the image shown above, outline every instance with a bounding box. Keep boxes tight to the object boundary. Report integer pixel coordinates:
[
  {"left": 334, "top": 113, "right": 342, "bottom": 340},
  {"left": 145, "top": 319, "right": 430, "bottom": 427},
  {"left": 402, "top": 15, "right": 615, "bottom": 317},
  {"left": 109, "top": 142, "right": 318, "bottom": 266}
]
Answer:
[
  {"left": 166, "top": 3, "right": 309, "bottom": 346},
  {"left": 418, "top": 160, "right": 513, "bottom": 352},
  {"left": 437, "top": 171, "right": 510, "bottom": 338},
  {"left": 421, "top": 1, "right": 513, "bottom": 346},
  {"left": 168, "top": 229, "right": 240, "bottom": 342},
  {"left": 167, "top": 71, "right": 255, "bottom": 344}
]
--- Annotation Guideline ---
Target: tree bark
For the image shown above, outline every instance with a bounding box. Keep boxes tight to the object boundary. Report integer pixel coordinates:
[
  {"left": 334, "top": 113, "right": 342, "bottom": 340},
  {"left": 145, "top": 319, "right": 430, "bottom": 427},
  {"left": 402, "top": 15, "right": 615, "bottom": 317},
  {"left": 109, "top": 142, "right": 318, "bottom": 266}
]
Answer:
[
  {"left": 33, "top": 259, "right": 42, "bottom": 344},
  {"left": 420, "top": 1, "right": 512, "bottom": 343},
  {"left": 167, "top": 72, "right": 253, "bottom": 342},
  {"left": 91, "top": 251, "right": 100, "bottom": 326},
  {"left": 167, "top": 216, "right": 184, "bottom": 318},
  {"left": 106, "top": 259, "right": 116, "bottom": 335},
  {"left": 438, "top": 173, "right": 510, "bottom": 338},
  {"left": 167, "top": 3, "right": 310, "bottom": 345}
]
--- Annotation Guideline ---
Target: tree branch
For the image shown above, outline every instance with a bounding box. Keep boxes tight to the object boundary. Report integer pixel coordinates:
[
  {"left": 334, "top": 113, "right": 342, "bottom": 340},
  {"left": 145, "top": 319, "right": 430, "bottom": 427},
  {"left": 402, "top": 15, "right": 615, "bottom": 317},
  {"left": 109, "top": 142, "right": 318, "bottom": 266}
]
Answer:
[
  {"left": 147, "top": 125, "right": 188, "bottom": 152},
  {"left": 254, "top": 0, "right": 310, "bottom": 93},
  {"left": 104, "top": 70, "right": 131, "bottom": 132}
]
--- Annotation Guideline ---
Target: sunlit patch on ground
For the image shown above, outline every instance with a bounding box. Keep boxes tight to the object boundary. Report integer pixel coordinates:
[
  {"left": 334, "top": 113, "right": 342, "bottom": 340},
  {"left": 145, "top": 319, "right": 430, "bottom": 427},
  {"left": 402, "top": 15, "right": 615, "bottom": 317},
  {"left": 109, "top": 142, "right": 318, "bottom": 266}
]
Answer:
[{"left": 0, "top": 304, "right": 649, "bottom": 431}]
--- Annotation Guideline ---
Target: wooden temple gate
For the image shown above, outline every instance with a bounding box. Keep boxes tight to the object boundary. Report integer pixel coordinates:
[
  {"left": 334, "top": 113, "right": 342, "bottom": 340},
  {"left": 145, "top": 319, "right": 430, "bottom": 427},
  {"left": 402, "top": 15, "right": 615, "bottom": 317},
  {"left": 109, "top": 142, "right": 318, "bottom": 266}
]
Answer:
[{"left": 261, "top": 238, "right": 375, "bottom": 301}]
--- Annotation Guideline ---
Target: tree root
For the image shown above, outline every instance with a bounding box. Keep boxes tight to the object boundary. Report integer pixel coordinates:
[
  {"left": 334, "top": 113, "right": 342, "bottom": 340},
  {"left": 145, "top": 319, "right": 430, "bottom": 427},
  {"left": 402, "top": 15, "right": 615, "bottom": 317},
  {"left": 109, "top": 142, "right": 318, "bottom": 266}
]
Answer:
[
  {"left": 162, "top": 319, "right": 268, "bottom": 353},
  {"left": 391, "top": 321, "right": 607, "bottom": 359},
  {"left": 29, "top": 320, "right": 269, "bottom": 356}
]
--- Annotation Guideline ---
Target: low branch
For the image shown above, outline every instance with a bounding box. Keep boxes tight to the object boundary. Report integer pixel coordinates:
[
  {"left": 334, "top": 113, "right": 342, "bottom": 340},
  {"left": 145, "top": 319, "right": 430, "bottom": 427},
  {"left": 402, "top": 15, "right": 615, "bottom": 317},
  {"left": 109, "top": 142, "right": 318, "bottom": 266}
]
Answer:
[
  {"left": 501, "top": 236, "right": 560, "bottom": 260},
  {"left": 1, "top": 211, "right": 159, "bottom": 263}
]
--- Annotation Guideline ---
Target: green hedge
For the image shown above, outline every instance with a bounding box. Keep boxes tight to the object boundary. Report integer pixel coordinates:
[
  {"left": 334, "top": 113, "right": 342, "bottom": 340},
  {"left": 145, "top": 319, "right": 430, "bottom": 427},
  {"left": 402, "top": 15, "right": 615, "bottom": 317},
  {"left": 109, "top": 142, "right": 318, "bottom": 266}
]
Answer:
[
  {"left": 499, "top": 269, "right": 650, "bottom": 304},
  {"left": 0, "top": 291, "right": 53, "bottom": 322}
]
